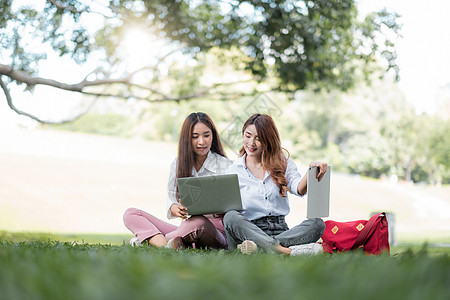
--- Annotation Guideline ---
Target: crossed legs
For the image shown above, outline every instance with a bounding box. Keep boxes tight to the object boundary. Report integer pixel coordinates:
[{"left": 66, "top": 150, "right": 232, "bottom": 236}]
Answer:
[
  {"left": 123, "top": 208, "right": 227, "bottom": 249},
  {"left": 223, "top": 210, "right": 325, "bottom": 254}
]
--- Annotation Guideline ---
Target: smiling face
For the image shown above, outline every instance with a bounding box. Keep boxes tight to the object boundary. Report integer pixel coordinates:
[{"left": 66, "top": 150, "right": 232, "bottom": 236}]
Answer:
[
  {"left": 191, "top": 122, "right": 213, "bottom": 157},
  {"left": 243, "top": 124, "right": 263, "bottom": 158}
]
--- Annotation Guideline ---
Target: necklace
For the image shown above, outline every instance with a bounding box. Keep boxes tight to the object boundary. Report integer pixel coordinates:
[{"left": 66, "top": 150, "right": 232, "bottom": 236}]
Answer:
[
  {"left": 245, "top": 156, "right": 263, "bottom": 171},
  {"left": 250, "top": 162, "right": 262, "bottom": 171}
]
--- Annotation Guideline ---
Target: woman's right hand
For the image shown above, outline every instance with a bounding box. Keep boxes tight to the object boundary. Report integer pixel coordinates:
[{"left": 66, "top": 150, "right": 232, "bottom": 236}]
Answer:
[
  {"left": 170, "top": 203, "right": 188, "bottom": 219},
  {"left": 309, "top": 161, "right": 328, "bottom": 182}
]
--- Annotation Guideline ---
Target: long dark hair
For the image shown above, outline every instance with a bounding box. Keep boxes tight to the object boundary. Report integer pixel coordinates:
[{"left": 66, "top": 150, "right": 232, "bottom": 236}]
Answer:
[
  {"left": 240, "top": 114, "right": 289, "bottom": 197},
  {"left": 176, "top": 112, "right": 226, "bottom": 181}
]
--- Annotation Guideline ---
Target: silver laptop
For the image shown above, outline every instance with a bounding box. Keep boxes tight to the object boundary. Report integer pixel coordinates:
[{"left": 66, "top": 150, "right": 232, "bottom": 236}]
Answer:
[
  {"left": 177, "top": 174, "right": 243, "bottom": 215},
  {"left": 306, "top": 166, "right": 331, "bottom": 219}
]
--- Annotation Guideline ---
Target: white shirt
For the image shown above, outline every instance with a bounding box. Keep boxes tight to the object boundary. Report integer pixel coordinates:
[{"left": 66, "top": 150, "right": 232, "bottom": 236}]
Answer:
[
  {"left": 226, "top": 154, "right": 303, "bottom": 221},
  {"left": 166, "top": 151, "right": 233, "bottom": 219}
]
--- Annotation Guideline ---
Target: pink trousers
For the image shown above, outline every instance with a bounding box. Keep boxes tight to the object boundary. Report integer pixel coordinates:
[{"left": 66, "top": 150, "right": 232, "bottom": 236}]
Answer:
[{"left": 123, "top": 208, "right": 227, "bottom": 249}]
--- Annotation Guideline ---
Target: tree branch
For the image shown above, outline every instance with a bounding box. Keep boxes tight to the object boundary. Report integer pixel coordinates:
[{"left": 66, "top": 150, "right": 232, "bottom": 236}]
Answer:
[
  {"left": 0, "top": 63, "right": 130, "bottom": 92},
  {"left": 0, "top": 63, "right": 256, "bottom": 101},
  {"left": 0, "top": 75, "right": 98, "bottom": 124},
  {"left": 0, "top": 63, "right": 259, "bottom": 123}
]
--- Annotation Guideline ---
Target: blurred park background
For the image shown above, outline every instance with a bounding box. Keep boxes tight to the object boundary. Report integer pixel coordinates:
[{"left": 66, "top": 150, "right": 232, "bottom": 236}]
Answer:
[{"left": 0, "top": 0, "right": 449, "bottom": 245}]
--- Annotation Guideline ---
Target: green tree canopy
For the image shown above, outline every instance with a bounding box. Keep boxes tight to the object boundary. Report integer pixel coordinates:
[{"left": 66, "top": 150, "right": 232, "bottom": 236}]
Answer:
[{"left": 0, "top": 0, "right": 400, "bottom": 123}]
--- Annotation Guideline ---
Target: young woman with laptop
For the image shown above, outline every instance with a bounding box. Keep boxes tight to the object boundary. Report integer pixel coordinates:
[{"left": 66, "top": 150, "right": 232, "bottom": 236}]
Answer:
[
  {"left": 123, "top": 112, "right": 232, "bottom": 249},
  {"left": 223, "top": 113, "right": 328, "bottom": 255}
]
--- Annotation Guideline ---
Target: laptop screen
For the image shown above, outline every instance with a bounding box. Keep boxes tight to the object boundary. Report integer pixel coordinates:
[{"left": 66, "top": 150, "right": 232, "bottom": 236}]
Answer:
[{"left": 177, "top": 174, "right": 243, "bottom": 215}]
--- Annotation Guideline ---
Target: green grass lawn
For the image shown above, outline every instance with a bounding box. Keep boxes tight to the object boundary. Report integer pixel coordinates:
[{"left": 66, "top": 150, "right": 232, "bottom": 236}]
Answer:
[{"left": 1, "top": 232, "right": 449, "bottom": 300}]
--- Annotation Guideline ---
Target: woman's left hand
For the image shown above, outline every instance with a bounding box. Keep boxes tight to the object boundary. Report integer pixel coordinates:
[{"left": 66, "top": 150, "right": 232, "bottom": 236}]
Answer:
[{"left": 309, "top": 161, "right": 328, "bottom": 182}]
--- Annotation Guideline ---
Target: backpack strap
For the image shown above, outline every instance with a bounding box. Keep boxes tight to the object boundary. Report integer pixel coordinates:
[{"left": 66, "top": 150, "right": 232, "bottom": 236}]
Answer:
[{"left": 351, "top": 212, "right": 384, "bottom": 250}]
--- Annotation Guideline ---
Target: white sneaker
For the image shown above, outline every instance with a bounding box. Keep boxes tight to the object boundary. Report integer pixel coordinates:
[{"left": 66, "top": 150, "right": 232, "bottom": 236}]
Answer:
[
  {"left": 237, "top": 240, "right": 258, "bottom": 255},
  {"left": 290, "top": 243, "right": 323, "bottom": 256},
  {"left": 129, "top": 237, "right": 141, "bottom": 247}
]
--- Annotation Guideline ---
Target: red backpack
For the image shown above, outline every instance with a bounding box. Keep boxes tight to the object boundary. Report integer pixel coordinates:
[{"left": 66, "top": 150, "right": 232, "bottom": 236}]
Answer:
[{"left": 321, "top": 212, "right": 390, "bottom": 255}]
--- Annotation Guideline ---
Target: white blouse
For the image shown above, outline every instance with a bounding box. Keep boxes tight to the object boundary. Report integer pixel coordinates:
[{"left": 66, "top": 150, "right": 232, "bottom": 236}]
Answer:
[
  {"left": 226, "top": 154, "right": 303, "bottom": 221},
  {"left": 166, "top": 151, "right": 233, "bottom": 219}
]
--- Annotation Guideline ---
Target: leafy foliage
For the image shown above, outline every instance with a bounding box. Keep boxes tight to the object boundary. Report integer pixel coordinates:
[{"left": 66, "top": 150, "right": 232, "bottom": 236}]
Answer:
[
  {"left": 1, "top": 0, "right": 400, "bottom": 92},
  {"left": 107, "top": 0, "right": 401, "bottom": 91}
]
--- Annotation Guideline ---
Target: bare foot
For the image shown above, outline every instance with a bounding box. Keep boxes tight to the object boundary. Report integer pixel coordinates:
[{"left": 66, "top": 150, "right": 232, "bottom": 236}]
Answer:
[
  {"left": 275, "top": 244, "right": 292, "bottom": 255},
  {"left": 148, "top": 234, "right": 168, "bottom": 247}
]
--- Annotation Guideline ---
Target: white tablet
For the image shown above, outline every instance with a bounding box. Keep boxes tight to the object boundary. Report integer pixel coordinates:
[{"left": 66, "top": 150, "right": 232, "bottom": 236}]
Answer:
[{"left": 306, "top": 166, "right": 331, "bottom": 219}]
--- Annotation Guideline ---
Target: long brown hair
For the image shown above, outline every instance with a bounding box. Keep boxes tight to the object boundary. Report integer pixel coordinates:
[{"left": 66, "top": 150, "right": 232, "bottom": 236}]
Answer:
[
  {"left": 176, "top": 112, "right": 226, "bottom": 181},
  {"left": 240, "top": 114, "right": 289, "bottom": 197}
]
